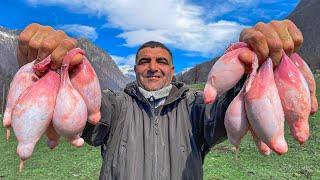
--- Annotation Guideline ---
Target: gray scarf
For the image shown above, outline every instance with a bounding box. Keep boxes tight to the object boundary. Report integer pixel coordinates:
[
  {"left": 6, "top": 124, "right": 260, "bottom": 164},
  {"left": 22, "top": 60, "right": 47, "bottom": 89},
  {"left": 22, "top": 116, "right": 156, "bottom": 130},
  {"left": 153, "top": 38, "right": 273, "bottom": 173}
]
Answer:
[{"left": 138, "top": 84, "right": 173, "bottom": 108}]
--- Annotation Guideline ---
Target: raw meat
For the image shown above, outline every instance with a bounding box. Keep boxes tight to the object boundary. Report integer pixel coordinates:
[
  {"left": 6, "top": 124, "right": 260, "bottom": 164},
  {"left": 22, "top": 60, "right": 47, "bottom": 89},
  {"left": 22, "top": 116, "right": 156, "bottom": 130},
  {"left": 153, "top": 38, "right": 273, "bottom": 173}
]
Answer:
[
  {"left": 245, "top": 58, "right": 288, "bottom": 155},
  {"left": 70, "top": 50, "right": 101, "bottom": 125},
  {"left": 290, "top": 53, "right": 318, "bottom": 115},
  {"left": 204, "top": 42, "right": 250, "bottom": 104},
  {"left": 224, "top": 88, "right": 248, "bottom": 150},
  {"left": 11, "top": 69, "right": 60, "bottom": 171},
  {"left": 3, "top": 61, "right": 38, "bottom": 141},
  {"left": 274, "top": 53, "right": 311, "bottom": 144},
  {"left": 53, "top": 49, "right": 87, "bottom": 147},
  {"left": 46, "top": 122, "right": 60, "bottom": 149}
]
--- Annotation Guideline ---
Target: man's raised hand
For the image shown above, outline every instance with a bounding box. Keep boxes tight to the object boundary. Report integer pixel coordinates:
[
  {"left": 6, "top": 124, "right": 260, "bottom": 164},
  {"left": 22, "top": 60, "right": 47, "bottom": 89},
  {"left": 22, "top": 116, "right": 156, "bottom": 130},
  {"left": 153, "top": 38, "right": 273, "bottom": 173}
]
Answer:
[
  {"left": 239, "top": 19, "right": 303, "bottom": 67},
  {"left": 17, "top": 23, "right": 82, "bottom": 70}
]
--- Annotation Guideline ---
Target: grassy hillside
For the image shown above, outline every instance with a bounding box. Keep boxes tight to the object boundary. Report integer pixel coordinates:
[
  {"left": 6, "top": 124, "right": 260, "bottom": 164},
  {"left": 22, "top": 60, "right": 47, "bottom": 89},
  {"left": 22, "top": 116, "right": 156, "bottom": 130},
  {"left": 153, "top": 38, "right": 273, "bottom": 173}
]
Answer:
[
  {"left": 0, "top": 121, "right": 102, "bottom": 179},
  {"left": 0, "top": 80, "right": 319, "bottom": 179},
  {"left": 204, "top": 115, "right": 319, "bottom": 179}
]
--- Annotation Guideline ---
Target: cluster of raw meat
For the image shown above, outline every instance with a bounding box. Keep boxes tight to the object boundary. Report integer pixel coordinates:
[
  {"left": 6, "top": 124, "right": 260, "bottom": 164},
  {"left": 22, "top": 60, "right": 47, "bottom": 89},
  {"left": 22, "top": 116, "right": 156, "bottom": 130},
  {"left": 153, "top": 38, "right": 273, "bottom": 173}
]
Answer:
[
  {"left": 204, "top": 42, "right": 318, "bottom": 156},
  {"left": 3, "top": 48, "right": 101, "bottom": 171}
]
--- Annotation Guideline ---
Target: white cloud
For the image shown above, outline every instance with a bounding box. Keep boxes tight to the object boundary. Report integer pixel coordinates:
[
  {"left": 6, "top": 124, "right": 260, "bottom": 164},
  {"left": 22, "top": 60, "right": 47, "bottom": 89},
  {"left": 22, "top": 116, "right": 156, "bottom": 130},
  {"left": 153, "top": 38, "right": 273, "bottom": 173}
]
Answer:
[
  {"left": 110, "top": 54, "right": 136, "bottom": 66},
  {"left": 26, "top": 0, "right": 248, "bottom": 57},
  {"left": 56, "top": 24, "right": 98, "bottom": 41},
  {"left": 227, "top": 0, "right": 258, "bottom": 7}
]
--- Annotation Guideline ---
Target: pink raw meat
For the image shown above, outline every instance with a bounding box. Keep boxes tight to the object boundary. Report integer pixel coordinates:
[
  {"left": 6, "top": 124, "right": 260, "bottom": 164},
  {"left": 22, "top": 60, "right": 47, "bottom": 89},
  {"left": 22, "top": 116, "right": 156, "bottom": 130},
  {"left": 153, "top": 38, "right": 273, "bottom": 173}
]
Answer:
[
  {"left": 11, "top": 69, "right": 60, "bottom": 171},
  {"left": 53, "top": 49, "right": 87, "bottom": 147},
  {"left": 224, "top": 55, "right": 271, "bottom": 157},
  {"left": 224, "top": 88, "right": 248, "bottom": 150},
  {"left": 245, "top": 58, "right": 288, "bottom": 155},
  {"left": 224, "top": 55, "right": 258, "bottom": 151},
  {"left": 224, "top": 91, "right": 272, "bottom": 156},
  {"left": 70, "top": 49, "right": 101, "bottom": 125},
  {"left": 274, "top": 53, "right": 311, "bottom": 144},
  {"left": 204, "top": 42, "right": 250, "bottom": 104},
  {"left": 250, "top": 129, "right": 272, "bottom": 156},
  {"left": 3, "top": 61, "right": 38, "bottom": 141},
  {"left": 46, "top": 122, "right": 60, "bottom": 149},
  {"left": 290, "top": 53, "right": 318, "bottom": 115}
]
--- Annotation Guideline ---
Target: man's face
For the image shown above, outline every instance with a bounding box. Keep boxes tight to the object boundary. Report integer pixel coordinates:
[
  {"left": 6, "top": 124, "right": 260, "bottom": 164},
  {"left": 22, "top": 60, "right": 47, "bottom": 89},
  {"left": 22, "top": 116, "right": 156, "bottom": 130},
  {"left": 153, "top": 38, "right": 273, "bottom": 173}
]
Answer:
[{"left": 134, "top": 47, "right": 174, "bottom": 91}]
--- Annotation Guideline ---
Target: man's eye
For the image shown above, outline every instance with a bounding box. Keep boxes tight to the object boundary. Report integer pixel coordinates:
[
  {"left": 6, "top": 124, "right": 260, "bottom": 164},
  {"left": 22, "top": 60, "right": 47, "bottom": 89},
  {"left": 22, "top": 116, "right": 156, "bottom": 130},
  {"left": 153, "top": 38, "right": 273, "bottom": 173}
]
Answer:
[
  {"left": 138, "top": 59, "right": 149, "bottom": 64},
  {"left": 158, "top": 59, "right": 168, "bottom": 64}
]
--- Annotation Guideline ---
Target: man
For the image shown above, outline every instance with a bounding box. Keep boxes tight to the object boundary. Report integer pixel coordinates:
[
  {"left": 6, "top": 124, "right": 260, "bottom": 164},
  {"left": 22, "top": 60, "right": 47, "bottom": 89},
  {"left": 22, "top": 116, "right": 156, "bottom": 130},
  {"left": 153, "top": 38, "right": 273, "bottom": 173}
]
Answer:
[{"left": 17, "top": 20, "right": 303, "bottom": 179}]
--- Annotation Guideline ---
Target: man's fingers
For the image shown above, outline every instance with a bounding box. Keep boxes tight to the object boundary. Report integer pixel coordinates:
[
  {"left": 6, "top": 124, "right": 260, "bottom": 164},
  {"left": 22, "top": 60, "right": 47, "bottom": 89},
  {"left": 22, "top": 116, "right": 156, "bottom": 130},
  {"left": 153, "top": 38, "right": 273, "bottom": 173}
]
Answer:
[
  {"left": 17, "top": 47, "right": 27, "bottom": 67},
  {"left": 37, "top": 30, "right": 67, "bottom": 60},
  {"left": 18, "top": 23, "right": 40, "bottom": 64},
  {"left": 27, "top": 26, "right": 54, "bottom": 62},
  {"left": 17, "top": 23, "right": 81, "bottom": 69},
  {"left": 50, "top": 38, "right": 78, "bottom": 70},
  {"left": 255, "top": 22, "right": 283, "bottom": 66},
  {"left": 69, "top": 54, "right": 84, "bottom": 69},
  {"left": 240, "top": 27, "right": 269, "bottom": 64},
  {"left": 239, "top": 50, "right": 255, "bottom": 64},
  {"left": 284, "top": 19, "right": 303, "bottom": 52},
  {"left": 239, "top": 50, "right": 256, "bottom": 73},
  {"left": 270, "top": 20, "right": 294, "bottom": 56},
  {"left": 239, "top": 20, "right": 303, "bottom": 68}
]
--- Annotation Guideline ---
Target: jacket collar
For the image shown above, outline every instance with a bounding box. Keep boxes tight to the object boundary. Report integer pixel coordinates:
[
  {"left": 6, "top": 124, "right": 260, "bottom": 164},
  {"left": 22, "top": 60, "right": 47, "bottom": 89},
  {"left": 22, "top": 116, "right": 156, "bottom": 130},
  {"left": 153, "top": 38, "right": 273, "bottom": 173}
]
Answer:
[{"left": 124, "top": 81, "right": 189, "bottom": 106}]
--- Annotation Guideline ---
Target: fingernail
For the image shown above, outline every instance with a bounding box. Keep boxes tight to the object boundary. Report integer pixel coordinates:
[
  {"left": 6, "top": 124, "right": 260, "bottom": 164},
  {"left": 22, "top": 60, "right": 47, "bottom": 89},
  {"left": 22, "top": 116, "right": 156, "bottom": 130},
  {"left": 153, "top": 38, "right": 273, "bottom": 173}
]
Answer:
[{"left": 71, "top": 54, "right": 83, "bottom": 66}]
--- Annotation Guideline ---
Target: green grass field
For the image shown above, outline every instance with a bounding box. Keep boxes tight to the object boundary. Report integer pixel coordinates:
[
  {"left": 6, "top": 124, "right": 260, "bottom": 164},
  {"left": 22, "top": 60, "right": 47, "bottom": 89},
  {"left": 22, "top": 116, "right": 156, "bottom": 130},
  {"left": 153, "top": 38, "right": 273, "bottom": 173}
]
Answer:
[{"left": 0, "top": 81, "right": 319, "bottom": 180}]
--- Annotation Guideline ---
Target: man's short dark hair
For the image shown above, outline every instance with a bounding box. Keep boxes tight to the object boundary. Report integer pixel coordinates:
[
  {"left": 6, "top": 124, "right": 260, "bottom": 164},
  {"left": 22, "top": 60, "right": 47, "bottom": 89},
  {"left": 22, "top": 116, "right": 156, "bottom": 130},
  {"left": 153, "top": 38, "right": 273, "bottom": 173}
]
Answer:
[{"left": 135, "top": 41, "right": 173, "bottom": 63}]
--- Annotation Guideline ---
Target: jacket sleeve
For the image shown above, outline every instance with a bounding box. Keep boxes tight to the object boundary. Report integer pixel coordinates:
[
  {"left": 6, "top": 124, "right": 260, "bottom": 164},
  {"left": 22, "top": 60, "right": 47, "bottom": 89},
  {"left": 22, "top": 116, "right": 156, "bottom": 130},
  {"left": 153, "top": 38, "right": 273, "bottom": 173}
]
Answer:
[
  {"left": 190, "top": 76, "right": 246, "bottom": 157},
  {"left": 81, "top": 89, "right": 122, "bottom": 146}
]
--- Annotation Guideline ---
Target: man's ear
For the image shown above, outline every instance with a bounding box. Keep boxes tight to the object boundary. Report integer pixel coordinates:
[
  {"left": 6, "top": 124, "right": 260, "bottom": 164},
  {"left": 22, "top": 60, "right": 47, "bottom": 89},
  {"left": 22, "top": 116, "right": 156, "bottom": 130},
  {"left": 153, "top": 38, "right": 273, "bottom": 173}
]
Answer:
[
  {"left": 170, "top": 66, "right": 175, "bottom": 76},
  {"left": 134, "top": 65, "right": 137, "bottom": 73},
  {"left": 170, "top": 66, "right": 175, "bottom": 72}
]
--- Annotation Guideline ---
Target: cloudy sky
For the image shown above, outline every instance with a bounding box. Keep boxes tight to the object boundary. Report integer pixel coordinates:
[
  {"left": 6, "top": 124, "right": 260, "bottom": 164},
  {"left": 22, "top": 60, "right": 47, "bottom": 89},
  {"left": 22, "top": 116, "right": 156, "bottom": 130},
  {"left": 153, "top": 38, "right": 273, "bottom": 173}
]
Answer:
[{"left": 0, "top": 0, "right": 299, "bottom": 74}]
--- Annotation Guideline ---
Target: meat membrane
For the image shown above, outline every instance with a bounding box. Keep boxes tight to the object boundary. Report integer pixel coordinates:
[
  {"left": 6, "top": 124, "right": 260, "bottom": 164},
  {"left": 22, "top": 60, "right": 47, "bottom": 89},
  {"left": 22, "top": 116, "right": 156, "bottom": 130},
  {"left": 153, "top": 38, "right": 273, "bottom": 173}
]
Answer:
[
  {"left": 53, "top": 49, "right": 87, "bottom": 147},
  {"left": 70, "top": 53, "right": 101, "bottom": 125},
  {"left": 245, "top": 58, "right": 288, "bottom": 155},
  {"left": 274, "top": 53, "right": 311, "bottom": 144},
  {"left": 204, "top": 42, "right": 250, "bottom": 104},
  {"left": 224, "top": 88, "right": 248, "bottom": 149},
  {"left": 11, "top": 70, "right": 60, "bottom": 171},
  {"left": 3, "top": 61, "right": 38, "bottom": 141},
  {"left": 46, "top": 122, "right": 60, "bottom": 149},
  {"left": 290, "top": 53, "right": 318, "bottom": 115}
]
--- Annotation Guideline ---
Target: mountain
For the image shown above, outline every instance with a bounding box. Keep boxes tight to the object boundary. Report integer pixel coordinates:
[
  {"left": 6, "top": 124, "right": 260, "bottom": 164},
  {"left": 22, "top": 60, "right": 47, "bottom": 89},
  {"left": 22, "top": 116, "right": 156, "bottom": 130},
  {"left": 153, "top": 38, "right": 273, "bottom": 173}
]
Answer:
[
  {"left": 178, "top": 0, "right": 320, "bottom": 84},
  {"left": 117, "top": 64, "right": 136, "bottom": 82},
  {"left": 77, "top": 38, "right": 129, "bottom": 90},
  {"left": 0, "top": 26, "right": 129, "bottom": 111},
  {"left": 287, "top": 0, "right": 320, "bottom": 70},
  {"left": 0, "top": 27, "right": 19, "bottom": 113},
  {"left": 176, "top": 57, "right": 219, "bottom": 84}
]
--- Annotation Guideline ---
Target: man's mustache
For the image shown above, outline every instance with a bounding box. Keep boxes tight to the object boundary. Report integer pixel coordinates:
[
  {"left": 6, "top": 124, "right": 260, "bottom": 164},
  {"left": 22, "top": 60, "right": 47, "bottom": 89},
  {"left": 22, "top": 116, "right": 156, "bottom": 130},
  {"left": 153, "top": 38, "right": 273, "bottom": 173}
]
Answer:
[{"left": 146, "top": 70, "right": 163, "bottom": 78}]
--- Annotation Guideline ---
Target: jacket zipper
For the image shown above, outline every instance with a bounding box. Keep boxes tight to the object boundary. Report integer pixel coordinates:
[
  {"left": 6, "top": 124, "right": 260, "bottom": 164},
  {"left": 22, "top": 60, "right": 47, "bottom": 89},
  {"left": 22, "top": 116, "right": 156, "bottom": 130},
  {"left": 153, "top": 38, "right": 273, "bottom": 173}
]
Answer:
[
  {"left": 134, "top": 90, "right": 161, "bottom": 180},
  {"left": 152, "top": 107, "right": 159, "bottom": 180}
]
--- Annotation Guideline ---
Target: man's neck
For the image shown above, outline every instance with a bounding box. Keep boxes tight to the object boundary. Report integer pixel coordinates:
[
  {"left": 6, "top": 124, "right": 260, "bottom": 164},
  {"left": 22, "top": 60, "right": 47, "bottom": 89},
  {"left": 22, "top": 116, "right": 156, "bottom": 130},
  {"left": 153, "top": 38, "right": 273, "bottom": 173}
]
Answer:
[{"left": 138, "top": 84, "right": 173, "bottom": 100}]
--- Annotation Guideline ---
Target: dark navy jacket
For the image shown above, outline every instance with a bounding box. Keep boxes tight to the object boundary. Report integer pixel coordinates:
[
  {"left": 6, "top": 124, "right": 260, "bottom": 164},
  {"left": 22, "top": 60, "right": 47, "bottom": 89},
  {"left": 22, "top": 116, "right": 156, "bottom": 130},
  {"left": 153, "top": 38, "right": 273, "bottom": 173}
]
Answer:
[{"left": 82, "top": 79, "right": 244, "bottom": 180}]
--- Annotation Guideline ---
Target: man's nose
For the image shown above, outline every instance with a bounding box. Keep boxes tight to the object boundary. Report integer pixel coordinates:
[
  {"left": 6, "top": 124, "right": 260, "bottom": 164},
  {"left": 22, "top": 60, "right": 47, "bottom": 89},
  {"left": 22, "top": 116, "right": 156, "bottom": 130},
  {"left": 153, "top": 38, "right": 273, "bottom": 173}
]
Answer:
[{"left": 149, "top": 60, "right": 158, "bottom": 71}]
